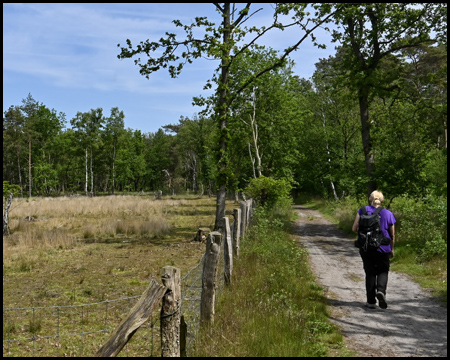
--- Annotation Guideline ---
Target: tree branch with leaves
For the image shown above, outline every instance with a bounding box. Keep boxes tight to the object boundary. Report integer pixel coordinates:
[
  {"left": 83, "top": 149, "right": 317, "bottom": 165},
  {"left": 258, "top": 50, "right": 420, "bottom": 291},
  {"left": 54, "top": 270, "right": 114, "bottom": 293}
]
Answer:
[{"left": 117, "top": 3, "right": 340, "bottom": 230}]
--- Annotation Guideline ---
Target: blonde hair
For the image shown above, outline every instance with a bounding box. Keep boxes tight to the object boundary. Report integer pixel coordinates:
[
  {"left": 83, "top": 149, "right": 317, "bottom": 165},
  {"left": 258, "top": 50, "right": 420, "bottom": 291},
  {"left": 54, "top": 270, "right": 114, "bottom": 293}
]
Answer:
[{"left": 369, "top": 190, "right": 384, "bottom": 206}]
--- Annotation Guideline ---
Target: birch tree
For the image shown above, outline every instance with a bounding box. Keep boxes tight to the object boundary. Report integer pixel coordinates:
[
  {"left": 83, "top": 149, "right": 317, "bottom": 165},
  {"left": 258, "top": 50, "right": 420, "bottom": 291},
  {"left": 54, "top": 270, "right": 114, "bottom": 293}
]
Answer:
[
  {"left": 104, "top": 107, "right": 125, "bottom": 194},
  {"left": 70, "top": 108, "right": 104, "bottom": 196}
]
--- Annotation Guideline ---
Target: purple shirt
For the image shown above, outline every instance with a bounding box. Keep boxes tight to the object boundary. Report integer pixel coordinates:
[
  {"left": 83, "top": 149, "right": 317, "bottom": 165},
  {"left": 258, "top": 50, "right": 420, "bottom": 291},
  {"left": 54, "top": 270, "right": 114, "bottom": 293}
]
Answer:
[{"left": 358, "top": 205, "right": 396, "bottom": 253}]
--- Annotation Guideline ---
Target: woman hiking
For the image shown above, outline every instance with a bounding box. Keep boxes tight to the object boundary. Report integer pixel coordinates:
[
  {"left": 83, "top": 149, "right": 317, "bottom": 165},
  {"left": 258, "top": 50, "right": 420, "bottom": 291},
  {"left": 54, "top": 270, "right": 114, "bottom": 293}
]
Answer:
[{"left": 352, "top": 190, "right": 396, "bottom": 309}]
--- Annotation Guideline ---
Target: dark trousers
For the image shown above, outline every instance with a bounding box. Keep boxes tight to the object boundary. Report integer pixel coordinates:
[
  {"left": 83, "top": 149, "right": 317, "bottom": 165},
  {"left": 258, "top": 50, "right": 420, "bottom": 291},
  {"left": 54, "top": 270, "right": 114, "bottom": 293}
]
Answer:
[{"left": 359, "top": 249, "right": 390, "bottom": 304}]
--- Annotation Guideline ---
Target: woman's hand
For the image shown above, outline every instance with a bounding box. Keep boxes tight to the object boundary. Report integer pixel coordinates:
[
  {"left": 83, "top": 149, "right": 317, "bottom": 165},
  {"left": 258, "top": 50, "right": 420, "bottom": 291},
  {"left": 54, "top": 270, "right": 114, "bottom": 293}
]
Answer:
[{"left": 389, "top": 250, "right": 394, "bottom": 259}]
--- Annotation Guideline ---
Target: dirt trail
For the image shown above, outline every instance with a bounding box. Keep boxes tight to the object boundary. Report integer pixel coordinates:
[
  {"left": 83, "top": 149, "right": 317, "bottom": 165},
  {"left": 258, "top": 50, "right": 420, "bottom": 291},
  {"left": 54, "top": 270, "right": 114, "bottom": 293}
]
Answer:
[{"left": 293, "top": 205, "right": 447, "bottom": 357}]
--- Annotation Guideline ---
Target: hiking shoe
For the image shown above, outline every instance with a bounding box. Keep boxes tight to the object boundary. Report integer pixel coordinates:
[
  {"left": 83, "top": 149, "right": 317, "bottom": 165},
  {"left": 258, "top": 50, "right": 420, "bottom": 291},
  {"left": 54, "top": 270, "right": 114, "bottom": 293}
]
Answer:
[
  {"left": 376, "top": 291, "right": 388, "bottom": 309},
  {"left": 365, "top": 302, "right": 376, "bottom": 309}
]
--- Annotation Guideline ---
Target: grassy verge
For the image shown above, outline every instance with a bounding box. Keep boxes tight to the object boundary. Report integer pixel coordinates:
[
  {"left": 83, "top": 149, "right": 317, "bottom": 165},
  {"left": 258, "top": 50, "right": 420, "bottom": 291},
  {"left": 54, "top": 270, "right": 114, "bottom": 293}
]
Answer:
[
  {"left": 297, "top": 195, "right": 447, "bottom": 306},
  {"left": 191, "top": 205, "right": 355, "bottom": 357}
]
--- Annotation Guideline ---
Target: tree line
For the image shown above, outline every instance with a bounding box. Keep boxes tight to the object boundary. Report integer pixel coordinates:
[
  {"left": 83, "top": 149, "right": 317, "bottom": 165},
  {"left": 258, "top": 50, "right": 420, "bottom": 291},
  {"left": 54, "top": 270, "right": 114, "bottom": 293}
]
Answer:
[{"left": 3, "top": 4, "right": 447, "bottom": 218}]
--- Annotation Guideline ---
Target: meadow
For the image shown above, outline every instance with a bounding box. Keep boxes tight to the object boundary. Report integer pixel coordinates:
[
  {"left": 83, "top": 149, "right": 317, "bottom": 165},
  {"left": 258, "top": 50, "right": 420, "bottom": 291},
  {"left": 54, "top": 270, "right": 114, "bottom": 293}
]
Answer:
[{"left": 3, "top": 194, "right": 235, "bottom": 357}]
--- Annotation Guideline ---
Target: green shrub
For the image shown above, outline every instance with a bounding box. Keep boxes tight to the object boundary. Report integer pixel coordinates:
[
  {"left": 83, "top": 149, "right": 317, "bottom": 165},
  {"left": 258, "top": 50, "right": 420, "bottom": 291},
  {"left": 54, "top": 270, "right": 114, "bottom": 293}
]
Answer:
[
  {"left": 244, "top": 176, "right": 293, "bottom": 208},
  {"left": 391, "top": 195, "right": 447, "bottom": 261},
  {"left": 3, "top": 181, "right": 21, "bottom": 200}
]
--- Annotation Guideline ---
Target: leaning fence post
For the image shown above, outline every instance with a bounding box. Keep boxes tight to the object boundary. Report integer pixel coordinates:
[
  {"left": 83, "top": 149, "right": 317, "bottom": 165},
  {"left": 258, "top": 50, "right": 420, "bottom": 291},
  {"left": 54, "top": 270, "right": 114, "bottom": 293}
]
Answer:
[
  {"left": 232, "top": 208, "right": 241, "bottom": 258},
  {"left": 200, "top": 231, "right": 222, "bottom": 326},
  {"left": 223, "top": 217, "right": 233, "bottom": 286},
  {"left": 95, "top": 280, "right": 166, "bottom": 357},
  {"left": 161, "top": 266, "right": 181, "bottom": 357}
]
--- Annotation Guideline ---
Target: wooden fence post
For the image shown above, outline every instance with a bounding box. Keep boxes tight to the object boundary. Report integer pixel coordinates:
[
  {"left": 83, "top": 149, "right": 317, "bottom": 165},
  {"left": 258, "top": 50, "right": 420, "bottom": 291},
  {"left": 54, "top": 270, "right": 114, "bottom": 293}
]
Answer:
[
  {"left": 232, "top": 208, "right": 241, "bottom": 258},
  {"left": 160, "top": 266, "right": 181, "bottom": 357},
  {"left": 180, "top": 315, "right": 187, "bottom": 357},
  {"left": 223, "top": 217, "right": 233, "bottom": 286},
  {"left": 95, "top": 280, "right": 166, "bottom": 357},
  {"left": 200, "top": 231, "right": 222, "bottom": 326},
  {"left": 240, "top": 201, "right": 247, "bottom": 238},
  {"left": 246, "top": 199, "right": 252, "bottom": 228}
]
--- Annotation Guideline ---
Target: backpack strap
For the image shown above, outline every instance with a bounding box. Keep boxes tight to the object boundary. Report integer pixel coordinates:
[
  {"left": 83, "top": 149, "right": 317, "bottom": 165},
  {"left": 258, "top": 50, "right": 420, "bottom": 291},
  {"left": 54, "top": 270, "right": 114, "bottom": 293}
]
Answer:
[
  {"left": 373, "top": 207, "right": 383, "bottom": 216},
  {"left": 361, "top": 206, "right": 383, "bottom": 215}
]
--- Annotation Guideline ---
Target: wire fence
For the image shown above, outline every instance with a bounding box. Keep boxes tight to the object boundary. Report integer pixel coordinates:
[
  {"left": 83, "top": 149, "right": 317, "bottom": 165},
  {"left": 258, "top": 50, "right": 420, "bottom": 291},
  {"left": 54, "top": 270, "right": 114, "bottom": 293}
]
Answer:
[{"left": 3, "top": 214, "right": 239, "bottom": 357}]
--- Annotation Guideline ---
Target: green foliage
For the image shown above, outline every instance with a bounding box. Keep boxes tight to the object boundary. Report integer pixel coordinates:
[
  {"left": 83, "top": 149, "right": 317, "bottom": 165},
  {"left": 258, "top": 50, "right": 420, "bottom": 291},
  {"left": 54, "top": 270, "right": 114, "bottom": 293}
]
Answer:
[
  {"left": 244, "top": 175, "right": 293, "bottom": 208},
  {"left": 33, "top": 163, "right": 59, "bottom": 196},
  {"left": 326, "top": 3, "right": 446, "bottom": 196},
  {"left": 420, "top": 147, "right": 447, "bottom": 197},
  {"left": 392, "top": 195, "right": 447, "bottom": 262},
  {"left": 3, "top": 181, "right": 21, "bottom": 200}
]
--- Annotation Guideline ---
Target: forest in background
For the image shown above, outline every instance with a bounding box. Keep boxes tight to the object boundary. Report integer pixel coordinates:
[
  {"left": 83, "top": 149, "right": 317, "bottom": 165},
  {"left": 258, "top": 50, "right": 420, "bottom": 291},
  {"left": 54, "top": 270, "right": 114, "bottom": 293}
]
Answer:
[
  {"left": 3, "top": 43, "right": 446, "bottom": 201},
  {"left": 3, "top": 4, "right": 446, "bottom": 204}
]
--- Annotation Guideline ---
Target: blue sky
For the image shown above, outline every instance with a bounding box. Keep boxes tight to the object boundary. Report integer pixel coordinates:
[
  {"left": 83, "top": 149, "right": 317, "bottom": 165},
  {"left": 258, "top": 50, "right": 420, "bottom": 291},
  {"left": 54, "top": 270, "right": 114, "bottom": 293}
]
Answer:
[{"left": 3, "top": 3, "right": 336, "bottom": 134}]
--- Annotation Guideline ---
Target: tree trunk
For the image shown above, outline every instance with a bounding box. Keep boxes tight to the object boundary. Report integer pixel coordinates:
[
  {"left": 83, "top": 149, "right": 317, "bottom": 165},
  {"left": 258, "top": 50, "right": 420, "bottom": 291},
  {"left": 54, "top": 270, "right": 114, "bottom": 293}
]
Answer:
[
  {"left": 90, "top": 146, "right": 94, "bottom": 195},
  {"left": 192, "top": 154, "right": 197, "bottom": 193},
  {"left": 214, "top": 3, "right": 231, "bottom": 232},
  {"left": 359, "top": 89, "right": 377, "bottom": 196},
  {"left": 3, "top": 193, "right": 13, "bottom": 236},
  {"left": 17, "top": 151, "right": 23, "bottom": 198},
  {"left": 248, "top": 142, "right": 256, "bottom": 178},
  {"left": 251, "top": 88, "right": 262, "bottom": 177},
  {"left": 85, "top": 147, "right": 88, "bottom": 196},
  {"left": 330, "top": 180, "right": 338, "bottom": 202},
  {"left": 28, "top": 137, "right": 32, "bottom": 198},
  {"left": 112, "top": 141, "right": 116, "bottom": 195},
  {"left": 322, "top": 112, "right": 338, "bottom": 201}
]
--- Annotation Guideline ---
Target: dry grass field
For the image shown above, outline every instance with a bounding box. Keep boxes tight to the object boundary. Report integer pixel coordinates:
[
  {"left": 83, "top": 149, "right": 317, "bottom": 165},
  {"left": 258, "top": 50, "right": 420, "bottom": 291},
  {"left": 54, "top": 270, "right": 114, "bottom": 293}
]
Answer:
[{"left": 3, "top": 194, "right": 236, "bottom": 357}]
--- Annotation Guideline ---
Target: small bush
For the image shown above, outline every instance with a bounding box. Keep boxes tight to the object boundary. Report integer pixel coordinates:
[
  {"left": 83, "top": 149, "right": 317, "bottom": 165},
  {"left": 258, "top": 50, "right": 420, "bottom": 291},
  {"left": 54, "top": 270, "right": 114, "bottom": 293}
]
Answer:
[
  {"left": 82, "top": 224, "right": 97, "bottom": 239},
  {"left": 391, "top": 195, "right": 447, "bottom": 261},
  {"left": 244, "top": 176, "right": 293, "bottom": 208}
]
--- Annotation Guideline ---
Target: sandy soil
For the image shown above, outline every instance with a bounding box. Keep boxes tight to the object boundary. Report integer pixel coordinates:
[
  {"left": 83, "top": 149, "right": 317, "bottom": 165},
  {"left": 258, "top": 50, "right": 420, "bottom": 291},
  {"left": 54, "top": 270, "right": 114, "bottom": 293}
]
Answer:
[{"left": 293, "top": 205, "right": 447, "bottom": 357}]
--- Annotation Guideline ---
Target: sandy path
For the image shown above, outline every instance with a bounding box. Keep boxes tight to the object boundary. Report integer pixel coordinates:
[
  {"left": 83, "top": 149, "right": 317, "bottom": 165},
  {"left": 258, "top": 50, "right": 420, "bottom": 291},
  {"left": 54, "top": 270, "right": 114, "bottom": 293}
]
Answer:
[{"left": 293, "top": 205, "right": 447, "bottom": 357}]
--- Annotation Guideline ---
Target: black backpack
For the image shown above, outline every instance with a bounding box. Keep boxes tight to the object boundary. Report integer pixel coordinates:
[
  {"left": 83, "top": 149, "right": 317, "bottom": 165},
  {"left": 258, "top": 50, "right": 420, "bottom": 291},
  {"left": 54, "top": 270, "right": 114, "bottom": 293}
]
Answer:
[{"left": 355, "top": 206, "right": 387, "bottom": 251}]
